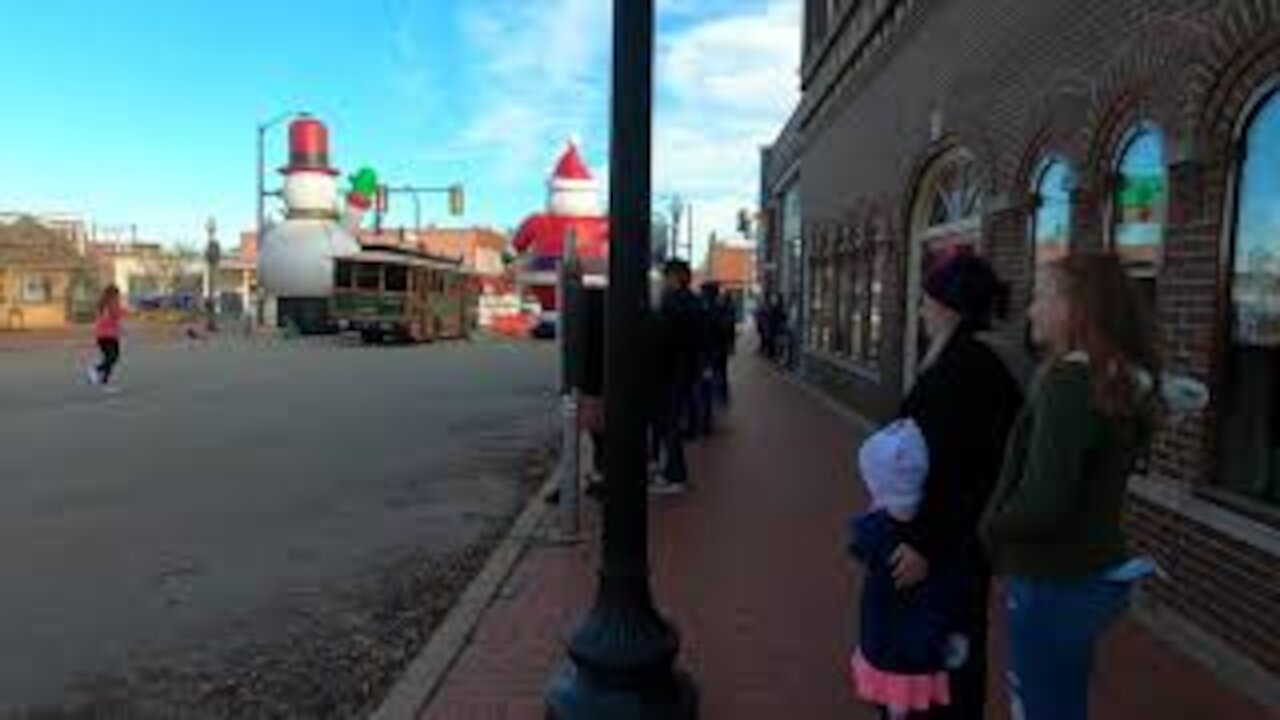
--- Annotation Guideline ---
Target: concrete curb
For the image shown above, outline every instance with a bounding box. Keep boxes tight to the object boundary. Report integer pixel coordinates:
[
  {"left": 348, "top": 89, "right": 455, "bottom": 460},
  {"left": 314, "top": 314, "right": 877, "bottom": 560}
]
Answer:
[{"left": 369, "top": 474, "right": 558, "bottom": 720}]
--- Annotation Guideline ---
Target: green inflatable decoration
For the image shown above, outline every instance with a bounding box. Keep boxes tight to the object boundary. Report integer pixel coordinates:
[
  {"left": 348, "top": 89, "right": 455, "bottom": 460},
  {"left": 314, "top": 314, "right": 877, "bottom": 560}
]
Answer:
[{"left": 349, "top": 167, "right": 379, "bottom": 199}]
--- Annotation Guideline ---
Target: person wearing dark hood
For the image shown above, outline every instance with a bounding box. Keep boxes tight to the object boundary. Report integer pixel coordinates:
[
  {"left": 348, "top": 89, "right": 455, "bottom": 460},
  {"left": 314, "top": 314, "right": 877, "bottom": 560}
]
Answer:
[
  {"left": 649, "top": 259, "right": 702, "bottom": 494},
  {"left": 889, "top": 252, "right": 1025, "bottom": 720}
]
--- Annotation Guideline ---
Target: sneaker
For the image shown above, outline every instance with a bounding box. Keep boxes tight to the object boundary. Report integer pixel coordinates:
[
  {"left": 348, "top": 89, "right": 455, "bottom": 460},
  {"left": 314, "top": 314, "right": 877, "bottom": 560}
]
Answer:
[
  {"left": 649, "top": 478, "right": 686, "bottom": 495},
  {"left": 85, "top": 365, "right": 99, "bottom": 385}
]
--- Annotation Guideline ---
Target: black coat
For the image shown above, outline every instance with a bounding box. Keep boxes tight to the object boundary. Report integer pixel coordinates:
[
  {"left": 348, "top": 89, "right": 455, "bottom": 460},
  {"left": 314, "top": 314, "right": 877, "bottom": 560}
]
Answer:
[
  {"left": 898, "top": 331, "right": 1023, "bottom": 573},
  {"left": 653, "top": 287, "right": 704, "bottom": 390}
]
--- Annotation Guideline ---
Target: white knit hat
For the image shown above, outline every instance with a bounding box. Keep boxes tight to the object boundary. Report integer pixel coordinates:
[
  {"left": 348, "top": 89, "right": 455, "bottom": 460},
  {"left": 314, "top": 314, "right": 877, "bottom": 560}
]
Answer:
[{"left": 858, "top": 418, "right": 930, "bottom": 520}]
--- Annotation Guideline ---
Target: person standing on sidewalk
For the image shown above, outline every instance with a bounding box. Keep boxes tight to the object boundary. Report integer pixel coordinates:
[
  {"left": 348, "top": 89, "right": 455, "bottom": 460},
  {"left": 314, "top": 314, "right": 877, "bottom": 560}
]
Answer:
[
  {"left": 981, "top": 254, "right": 1163, "bottom": 720},
  {"left": 893, "top": 253, "right": 1025, "bottom": 720},
  {"left": 755, "top": 294, "right": 775, "bottom": 359},
  {"left": 694, "top": 281, "right": 732, "bottom": 434},
  {"left": 709, "top": 283, "right": 736, "bottom": 405},
  {"left": 87, "top": 284, "right": 126, "bottom": 391},
  {"left": 649, "top": 260, "right": 702, "bottom": 494}
]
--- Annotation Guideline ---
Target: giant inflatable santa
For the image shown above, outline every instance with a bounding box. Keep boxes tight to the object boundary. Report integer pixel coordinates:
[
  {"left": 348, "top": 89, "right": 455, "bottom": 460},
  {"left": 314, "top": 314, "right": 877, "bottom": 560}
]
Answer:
[{"left": 511, "top": 140, "right": 609, "bottom": 314}]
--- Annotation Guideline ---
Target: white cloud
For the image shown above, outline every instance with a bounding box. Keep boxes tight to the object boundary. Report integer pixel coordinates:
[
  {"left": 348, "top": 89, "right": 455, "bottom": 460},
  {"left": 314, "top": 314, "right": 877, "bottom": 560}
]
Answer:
[
  {"left": 451, "top": 0, "right": 611, "bottom": 189},
  {"left": 655, "top": 0, "right": 800, "bottom": 265},
  {"left": 420, "top": 0, "right": 800, "bottom": 264}
]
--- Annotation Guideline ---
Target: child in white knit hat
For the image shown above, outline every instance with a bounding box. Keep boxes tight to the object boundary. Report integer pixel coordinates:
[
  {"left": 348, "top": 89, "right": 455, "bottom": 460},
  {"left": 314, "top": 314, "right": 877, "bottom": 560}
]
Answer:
[{"left": 848, "top": 419, "right": 967, "bottom": 719}]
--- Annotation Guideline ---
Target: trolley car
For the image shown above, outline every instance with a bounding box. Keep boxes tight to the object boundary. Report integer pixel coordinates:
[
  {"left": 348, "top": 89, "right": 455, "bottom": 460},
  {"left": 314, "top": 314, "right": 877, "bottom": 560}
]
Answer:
[{"left": 331, "top": 246, "right": 474, "bottom": 344}]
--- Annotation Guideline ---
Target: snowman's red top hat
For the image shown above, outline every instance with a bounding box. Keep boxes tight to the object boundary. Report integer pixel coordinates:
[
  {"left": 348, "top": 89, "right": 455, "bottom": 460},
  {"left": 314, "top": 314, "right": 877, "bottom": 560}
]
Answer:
[{"left": 280, "top": 117, "right": 339, "bottom": 176}]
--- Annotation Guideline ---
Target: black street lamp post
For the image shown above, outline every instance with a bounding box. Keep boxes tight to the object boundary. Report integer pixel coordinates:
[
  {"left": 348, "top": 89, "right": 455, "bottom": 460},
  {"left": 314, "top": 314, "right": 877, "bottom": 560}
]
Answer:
[
  {"left": 205, "top": 217, "right": 221, "bottom": 333},
  {"left": 545, "top": 0, "right": 698, "bottom": 717}
]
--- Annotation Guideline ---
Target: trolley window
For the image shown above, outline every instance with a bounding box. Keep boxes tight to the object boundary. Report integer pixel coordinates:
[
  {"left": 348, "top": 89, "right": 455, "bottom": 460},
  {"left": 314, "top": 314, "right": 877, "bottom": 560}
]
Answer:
[
  {"left": 356, "top": 263, "right": 382, "bottom": 290},
  {"left": 335, "top": 261, "right": 354, "bottom": 289},
  {"left": 385, "top": 264, "right": 409, "bottom": 292}
]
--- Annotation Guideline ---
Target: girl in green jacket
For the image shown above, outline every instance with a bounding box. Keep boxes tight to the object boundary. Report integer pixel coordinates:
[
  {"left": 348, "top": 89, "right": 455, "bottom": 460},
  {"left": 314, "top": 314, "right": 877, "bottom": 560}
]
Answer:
[{"left": 982, "top": 253, "right": 1162, "bottom": 720}]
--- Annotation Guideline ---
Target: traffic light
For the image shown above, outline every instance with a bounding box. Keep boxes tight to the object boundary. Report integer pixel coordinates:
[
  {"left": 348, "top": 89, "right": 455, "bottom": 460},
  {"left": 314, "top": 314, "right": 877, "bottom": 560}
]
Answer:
[
  {"left": 448, "top": 184, "right": 465, "bottom": 216},
  {"left": 737, "top": 208, "right": 751, "bottom": 235}
]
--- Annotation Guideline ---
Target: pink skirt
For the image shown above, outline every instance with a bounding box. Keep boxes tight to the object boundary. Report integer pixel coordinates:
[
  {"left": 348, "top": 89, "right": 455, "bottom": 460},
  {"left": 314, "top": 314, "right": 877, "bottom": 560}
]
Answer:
[{"left": 850, "top": 650, "right": 951, "bottom": 714}]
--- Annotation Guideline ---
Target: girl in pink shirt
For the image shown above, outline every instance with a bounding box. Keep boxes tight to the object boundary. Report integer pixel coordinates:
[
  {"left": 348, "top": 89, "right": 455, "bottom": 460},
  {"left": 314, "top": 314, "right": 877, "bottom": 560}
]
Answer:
[{"left": 89, "top": 285, "right": 125, "bottom": 387}]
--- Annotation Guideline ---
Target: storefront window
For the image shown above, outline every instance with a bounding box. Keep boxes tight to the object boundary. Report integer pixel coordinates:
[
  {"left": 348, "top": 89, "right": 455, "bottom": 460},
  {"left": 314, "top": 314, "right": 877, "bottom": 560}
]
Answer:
[
  {"left": 1219, "top": 90, "right": 1280, "bottom": 508},
  {"left": 805, "top": 220, "right": 883, "bottom": 373},
  {"left": 845, "top": 237, "right": 863, "bottom": 361},
  {"left": 1032, "top": 159, "right": 1072, "bottom": 286},
  {"left": 21, "top": 275, "right": 52, "bottom": 304},
  {"left": 1113, "top": 126, "right": 1165, "bottom": 301},
  {"left": 868, "top": 238, "right": 885, "bottom": 364},
  {"left": 835, "top": 232, "right": 854, "bottom": 355}
]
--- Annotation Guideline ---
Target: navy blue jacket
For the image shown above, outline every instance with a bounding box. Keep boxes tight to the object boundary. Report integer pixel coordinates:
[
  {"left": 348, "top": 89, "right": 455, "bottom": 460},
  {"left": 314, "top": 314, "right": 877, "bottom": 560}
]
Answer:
[{"left": 849, "top": 510, "right": 969, "bottom": 674}]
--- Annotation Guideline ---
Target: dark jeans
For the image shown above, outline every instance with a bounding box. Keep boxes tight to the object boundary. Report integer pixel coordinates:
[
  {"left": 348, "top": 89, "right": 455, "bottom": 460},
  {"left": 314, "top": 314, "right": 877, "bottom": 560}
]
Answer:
[
  {"left": 695, "top": 369, "right": 714, "bottom": 436},
  {"left": 1005, "top": 576, "right": 1131, "bottom": 720},
  {"left": 680, "top": 377, "right": 702, "bottom": 440},
  {"left": 712, "top": 354, "right": 730, "bottom": 404},
  {"left": 96, "top": 338, "right": 120, "bottom": 383},
  {"left": 590, "top": 431, "right": 605, "bottom": 478},
  {"left": 655, "top": 386, "right": 688, "bottom": 484}
]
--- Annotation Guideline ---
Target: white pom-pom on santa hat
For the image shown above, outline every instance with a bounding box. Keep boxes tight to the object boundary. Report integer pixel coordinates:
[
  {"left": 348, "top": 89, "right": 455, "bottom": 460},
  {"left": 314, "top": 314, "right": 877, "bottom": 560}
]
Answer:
[{"left": 548, "top": 136, "right": 601, "bottom": 217}]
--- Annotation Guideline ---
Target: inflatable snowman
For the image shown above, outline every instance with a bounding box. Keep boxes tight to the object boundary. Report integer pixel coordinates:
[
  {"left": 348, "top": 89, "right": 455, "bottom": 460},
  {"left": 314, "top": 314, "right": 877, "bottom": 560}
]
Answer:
[{"left": 257, "top": 117, "right": 361, "bottom": 333}]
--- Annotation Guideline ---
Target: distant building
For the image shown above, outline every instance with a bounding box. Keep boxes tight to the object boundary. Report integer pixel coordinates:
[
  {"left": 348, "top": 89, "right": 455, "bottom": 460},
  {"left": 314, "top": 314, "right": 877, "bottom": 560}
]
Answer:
[
  {"left": 88, "top": 241, "right": 203, "bottom": 309},
  {"left": 0, "top": 216, "right": 96, "bottom": 329},
  {"left": 699, "top": 240, "right": 757, "bottom": 315}
]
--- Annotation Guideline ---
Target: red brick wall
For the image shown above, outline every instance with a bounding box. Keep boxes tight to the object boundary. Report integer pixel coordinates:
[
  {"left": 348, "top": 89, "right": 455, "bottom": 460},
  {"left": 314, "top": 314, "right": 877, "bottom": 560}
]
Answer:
[
  {"left": 1128, "top": 496, "right": 1280, "bottom": 677},
  {"left": 785, "top": 0, "right": 1280, "bottom": 678}
]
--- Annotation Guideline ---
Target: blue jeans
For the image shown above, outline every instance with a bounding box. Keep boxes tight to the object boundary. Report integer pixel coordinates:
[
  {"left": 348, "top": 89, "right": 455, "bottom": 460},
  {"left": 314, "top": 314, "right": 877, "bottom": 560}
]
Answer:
[{"left": 1005, "top": 576, "right": 1131, "bottom": 720}]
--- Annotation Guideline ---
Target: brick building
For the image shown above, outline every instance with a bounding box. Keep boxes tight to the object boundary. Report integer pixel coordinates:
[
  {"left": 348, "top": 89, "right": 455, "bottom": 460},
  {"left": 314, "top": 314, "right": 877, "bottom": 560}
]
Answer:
[
  {"left": 0, "top": 216, "right": 95, "bottom": 329},
  {"left": 761, "top": 0, "right": 1280, "bottom": 700},
  {"left": 699, "top": 240, "right": 758, "bottom": 316}
]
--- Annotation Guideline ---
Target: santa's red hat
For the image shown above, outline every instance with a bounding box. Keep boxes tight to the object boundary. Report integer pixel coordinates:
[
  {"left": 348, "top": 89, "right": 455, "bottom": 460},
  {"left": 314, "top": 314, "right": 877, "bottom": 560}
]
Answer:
[
  {"left": 549, "top": 139, "right": 597, "bottom": 193},
  {"left": 280, "top": 117, "right": 340, "bottom": 176}
]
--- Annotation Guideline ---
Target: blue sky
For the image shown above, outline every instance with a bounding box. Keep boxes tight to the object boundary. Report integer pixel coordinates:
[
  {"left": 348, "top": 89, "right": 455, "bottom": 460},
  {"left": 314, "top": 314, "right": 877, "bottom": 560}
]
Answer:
[{"left": 0, "top": 0, "right": 800, "bottom": 261}]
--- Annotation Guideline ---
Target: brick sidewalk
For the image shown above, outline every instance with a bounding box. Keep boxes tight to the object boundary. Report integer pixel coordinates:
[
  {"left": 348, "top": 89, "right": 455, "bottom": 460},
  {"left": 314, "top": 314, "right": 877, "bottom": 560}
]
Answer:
[{"left": 419, "top": 357, "right": 1278, "bottom": 719}]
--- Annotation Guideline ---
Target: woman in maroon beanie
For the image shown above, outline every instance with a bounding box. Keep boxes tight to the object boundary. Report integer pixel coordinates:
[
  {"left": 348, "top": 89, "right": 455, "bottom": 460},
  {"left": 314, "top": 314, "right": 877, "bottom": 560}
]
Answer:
[{"left": 889, "top": 252, "right": 1026, "bottom": 719}]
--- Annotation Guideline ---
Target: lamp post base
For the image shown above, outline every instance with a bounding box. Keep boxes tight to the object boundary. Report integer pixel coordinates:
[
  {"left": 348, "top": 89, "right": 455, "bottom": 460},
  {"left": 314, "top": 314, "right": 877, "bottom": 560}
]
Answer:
[
  {"left": 546, "top": 662, "right": 697, "bottom": 720},
  {"left": 545, "top": 575, "right": 698, "bottom": 720}
]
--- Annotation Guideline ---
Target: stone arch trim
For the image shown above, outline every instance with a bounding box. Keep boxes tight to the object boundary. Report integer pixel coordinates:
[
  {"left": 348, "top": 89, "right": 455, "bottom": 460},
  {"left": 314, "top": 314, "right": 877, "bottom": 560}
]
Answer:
[
  {"left": 897, "top": 137, "right": 991, "bottom": 239},
  {"left": 1079, "top": 14, "right": 1211, "bottom": 192},
  {"left": 1006, "top": 73, "right": 1094, "bottom": 196},
  {"left": 1186, "top": 0, "right": 1280, "bottom": 161},
  {"left": 901, "top": 139, "right": 988, "bottom": 242}
]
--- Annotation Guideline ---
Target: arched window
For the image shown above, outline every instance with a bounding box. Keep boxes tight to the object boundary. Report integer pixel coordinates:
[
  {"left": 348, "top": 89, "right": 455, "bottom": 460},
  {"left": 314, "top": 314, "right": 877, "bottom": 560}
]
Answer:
[
  {"left": 904, "top": 149, "right": 984, "bottom": 386},
  {"left": 1112, "top": 126, "right": 1166, "bottom": 296},
  {"left": 1032, "top": 158, "right": 1073, "bottom": 287},
  {"left": 1220, "top": 89, "right": 1280, "bottom": 507}
]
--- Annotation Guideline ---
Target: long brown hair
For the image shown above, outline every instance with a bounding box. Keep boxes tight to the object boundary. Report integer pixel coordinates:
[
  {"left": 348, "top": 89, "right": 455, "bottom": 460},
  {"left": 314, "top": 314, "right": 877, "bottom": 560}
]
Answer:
[
  {"left": 1047, "top": 253, "right": 1161, "bottom": 418},
  {"left": 98, "top": 284, "right": 121, "bottom": 314}
]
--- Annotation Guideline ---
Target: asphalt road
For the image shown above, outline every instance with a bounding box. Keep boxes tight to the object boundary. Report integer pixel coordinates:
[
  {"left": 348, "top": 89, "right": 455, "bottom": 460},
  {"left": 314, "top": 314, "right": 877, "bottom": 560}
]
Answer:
[{"left": 0, "top": 335, "right": 557, "bottom": 714}]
